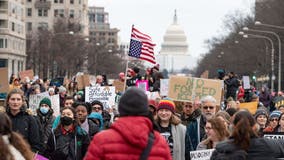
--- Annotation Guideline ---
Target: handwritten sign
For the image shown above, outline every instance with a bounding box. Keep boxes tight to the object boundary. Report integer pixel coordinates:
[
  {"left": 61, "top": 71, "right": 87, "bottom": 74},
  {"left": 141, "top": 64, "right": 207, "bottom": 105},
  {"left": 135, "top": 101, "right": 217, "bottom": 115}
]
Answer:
[
  {"left": 168, "top": 76, "right": 222, "bottom": 104},
  {"left": 264, "top": 134, "right": 284, "bottom": 140},
  {"left": 29, "top": 92, "right": 60, "bottom": 116},
  {"left": 19, "top": 70, "right": 34, "bottom": 82},
  {"left": 160, "top": 79, "right": 169, "bottom": 96},
  {"left": 0, "top": 68, "right": 8, "bottom": 93},
  {"left": 146, "top": 91, "right": 161, "bottom": 100},
  {"left": 190, "top": 149, "right": 214, "bottom": 160},
  {"left": 136, "top": 80, "right": 149, "bottom": 92},
  {"left": 85, "top": 86, "right": 116, "bottom": 109},
  {"left": 239, "top": 101, "right": 258, "bottom": 114}
]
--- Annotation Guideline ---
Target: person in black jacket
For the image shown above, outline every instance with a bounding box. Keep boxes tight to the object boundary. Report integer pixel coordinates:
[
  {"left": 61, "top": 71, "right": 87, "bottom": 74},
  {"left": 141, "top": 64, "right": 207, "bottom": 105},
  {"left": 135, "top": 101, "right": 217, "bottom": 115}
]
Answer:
[
  {"left": 211, "top": 110, "right": 284, "bottom": 160},
  {"left": 45, "top": 106, "right": 90, "bottom": 160},
  {"left": 224, "top": 72, "right": 240, "bottom": 100},
  {"left": 5, "top": 88, "right": 42, "bottom": 153},
  {"left": 35, "top": 97, "right": 55, "bottom": 150}
]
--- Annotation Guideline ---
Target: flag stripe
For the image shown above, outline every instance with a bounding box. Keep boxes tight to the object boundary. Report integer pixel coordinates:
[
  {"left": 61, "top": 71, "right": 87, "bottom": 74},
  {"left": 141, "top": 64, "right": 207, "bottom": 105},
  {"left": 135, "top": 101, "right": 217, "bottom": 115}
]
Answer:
[{"left": 128, "top": 27, "right": 156, "bottom": 64}]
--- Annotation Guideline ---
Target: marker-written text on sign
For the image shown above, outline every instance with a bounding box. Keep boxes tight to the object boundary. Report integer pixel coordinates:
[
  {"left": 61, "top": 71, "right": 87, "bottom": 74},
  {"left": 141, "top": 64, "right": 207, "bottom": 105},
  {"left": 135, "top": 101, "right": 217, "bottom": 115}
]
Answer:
[{"left": 168, "top": 76, "right": 222, "bottom": 104}]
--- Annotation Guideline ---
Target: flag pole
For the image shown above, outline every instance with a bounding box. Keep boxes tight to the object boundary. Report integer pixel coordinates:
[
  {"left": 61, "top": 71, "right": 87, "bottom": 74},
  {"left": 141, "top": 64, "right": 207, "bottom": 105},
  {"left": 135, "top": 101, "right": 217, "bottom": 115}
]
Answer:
[{"left": 123, "top": 25, "right": 134, "bottom": 92}]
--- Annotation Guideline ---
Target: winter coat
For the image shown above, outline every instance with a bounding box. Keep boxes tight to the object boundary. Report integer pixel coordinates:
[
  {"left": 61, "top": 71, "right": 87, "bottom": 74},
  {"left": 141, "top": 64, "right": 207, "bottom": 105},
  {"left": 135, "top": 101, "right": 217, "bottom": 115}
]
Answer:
[
  {"left": 84, "top": 116, "right": 172, "bottom": 160},
  {"left": 211, "top": 138, "right": 284, "bottom": 160},
  {"left": 171, "top": 123, "right": 187, "bottom": 160},
  {"left": 6, "top": 108, "right": 42, "bottom": 152},
  {"left": 45, "top": 125, "right": 90, "bottom": 160},
  {"left": 224, "top": 76, "right": 239, "bottom": 99},
  {"left": 35, "top": 109, "right": 55, "bottom": 149},
  {"left": 185, "top": 110, "right": 206, "bottom": 150},
  {"left": 88, "top": 112, "right": 104, "bottom": 131},
  {"left": 259, "top": 90, "right": 272, "bottom": 108}
]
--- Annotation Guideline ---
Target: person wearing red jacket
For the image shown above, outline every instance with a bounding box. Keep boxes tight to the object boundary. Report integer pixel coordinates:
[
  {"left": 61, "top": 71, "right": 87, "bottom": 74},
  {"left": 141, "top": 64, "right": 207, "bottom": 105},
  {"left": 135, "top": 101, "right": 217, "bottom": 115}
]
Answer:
[{"left": 84, "top": 87, "right": 171, "bottom": 160}]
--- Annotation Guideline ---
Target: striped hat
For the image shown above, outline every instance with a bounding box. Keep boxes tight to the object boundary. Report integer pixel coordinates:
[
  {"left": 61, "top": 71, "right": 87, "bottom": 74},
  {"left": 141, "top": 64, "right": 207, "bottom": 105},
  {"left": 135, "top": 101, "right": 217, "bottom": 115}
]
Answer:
[{"left": 157, "top": 99, "right": 175, "bottom": 113}]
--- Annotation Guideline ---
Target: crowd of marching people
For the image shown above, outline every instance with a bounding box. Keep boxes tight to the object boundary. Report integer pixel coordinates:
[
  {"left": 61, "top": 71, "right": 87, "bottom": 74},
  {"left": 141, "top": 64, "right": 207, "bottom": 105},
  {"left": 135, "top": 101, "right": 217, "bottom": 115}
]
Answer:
[{"left": 2, "top": 68, "right": 284, "bottom": 160}]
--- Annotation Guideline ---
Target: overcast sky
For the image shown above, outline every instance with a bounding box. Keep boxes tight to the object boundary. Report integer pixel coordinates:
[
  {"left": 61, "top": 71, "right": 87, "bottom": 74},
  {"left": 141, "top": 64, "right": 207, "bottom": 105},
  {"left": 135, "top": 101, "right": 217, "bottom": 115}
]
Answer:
[{"left": 88, "top": 0, "right": 255, "bottom": 59}]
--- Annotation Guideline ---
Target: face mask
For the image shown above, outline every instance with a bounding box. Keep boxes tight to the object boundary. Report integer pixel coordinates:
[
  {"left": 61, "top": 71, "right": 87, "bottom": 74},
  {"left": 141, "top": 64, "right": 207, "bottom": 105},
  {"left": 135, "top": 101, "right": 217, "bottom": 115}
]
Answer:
[
  {"left": 60, "top": 116, "right": 74, "bottom": 126},
  {"left": 40, "top": 107, "right": 49, "bottom": 115}
]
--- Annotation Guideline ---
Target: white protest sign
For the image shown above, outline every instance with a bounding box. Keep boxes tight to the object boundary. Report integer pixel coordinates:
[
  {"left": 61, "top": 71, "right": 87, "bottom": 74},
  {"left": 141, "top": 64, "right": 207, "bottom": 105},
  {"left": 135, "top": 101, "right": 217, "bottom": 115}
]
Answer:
[
  {"left": 146, "top": 91, "right": 161, "bottom": 100},
  {"left": 243, "top": 76, "right": 250, "bottom": 89},
  {"left": 264, "top": 134, "right": 284, "bottom": 140},
  {"left": 29, "top": 92, "right": 60, "bottom": 116},
  {"left": 160, "top": 79, "right": 169, "bottom": 96},
  {"left": 85, "top": 86, "right": 116, "bottom": 109},
  {"left": 50, "top": 94, "right": 60, "bottom": 117},
  {"left": 190, "top": 149, "right": 214, "bottom": 160}
]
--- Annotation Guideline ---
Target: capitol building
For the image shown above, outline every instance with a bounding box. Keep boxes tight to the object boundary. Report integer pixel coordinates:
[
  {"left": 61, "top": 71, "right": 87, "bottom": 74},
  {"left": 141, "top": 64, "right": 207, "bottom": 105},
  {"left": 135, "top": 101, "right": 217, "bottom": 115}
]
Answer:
[{"left": 157, "top": 10, "right": 193, "bottom": 73}]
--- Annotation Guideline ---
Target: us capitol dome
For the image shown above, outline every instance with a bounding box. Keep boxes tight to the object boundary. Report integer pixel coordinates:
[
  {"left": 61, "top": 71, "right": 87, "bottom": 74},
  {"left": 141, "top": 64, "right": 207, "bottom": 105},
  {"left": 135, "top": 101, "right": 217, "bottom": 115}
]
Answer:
[{"left": 157, "top": 10, "right": 193, "bottom": 73}]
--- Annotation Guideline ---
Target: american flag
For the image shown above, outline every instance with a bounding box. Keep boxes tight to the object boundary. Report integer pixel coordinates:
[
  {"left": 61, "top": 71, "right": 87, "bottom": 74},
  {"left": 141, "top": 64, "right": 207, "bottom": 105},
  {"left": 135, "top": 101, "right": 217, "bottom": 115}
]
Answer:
[{"left": 128, "top": 27, "right": 156, "bottom": 64}]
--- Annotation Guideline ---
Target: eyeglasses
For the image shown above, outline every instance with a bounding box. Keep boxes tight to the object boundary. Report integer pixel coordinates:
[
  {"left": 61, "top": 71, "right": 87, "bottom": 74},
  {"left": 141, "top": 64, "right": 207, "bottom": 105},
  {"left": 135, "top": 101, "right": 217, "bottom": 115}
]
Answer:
[
  {"left": 203, "top": 106, "right": 215, "bottom": 110},
  {"left": 270, "top": 118, "right": 278, "bottom": 122},
  {"left": 92, "top": 107, "right": 102, "bottom": 110}
]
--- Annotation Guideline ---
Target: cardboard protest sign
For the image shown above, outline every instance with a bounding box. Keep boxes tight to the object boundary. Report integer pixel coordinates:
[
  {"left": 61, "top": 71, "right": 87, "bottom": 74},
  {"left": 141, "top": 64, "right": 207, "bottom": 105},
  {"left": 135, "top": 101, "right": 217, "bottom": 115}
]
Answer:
[
  {"left": 160, "top": 79, "right": 169, "bottom": 96},
  {"left": 168, "top": 76, "right": 222, "bottom": 104},
  {"left": 112, "top": 80, "right": 125, "bottom": 93},
  {"left": 264, "top": 133, "right": 284, "bottom": 140},
  {"left": 190, "top": 149, "right": 214, "bottom": 160},
  {"left": 85, "top": 86, "right": 116, "bottom": 109},
  {"left": 0, "top": 68, "right": 9, "bottom": 93},
  {"left": 76, "top": 75, "right": 90, "bottom": 90},
  {"left": 29, "top": 92, "right": 60, "bottom": 116},
  {"left": 239, "top": 101, "right": 258, "bottom": 114},
  {"left": 19, "top": 70, "right": 34, "bottom": 82},
  {"left": 243, "top": 76, "right": 250, "bottom": 89},
  {"left": 136, "top": 80, "right": 148, "bottom": 92}
]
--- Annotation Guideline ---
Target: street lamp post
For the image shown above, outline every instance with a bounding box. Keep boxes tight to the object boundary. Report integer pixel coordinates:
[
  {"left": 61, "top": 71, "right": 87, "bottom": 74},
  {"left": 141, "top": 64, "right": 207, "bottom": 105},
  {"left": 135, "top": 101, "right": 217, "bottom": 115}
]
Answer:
[
  {"left": 242, "top": 27, "right": 282, "bottom": 91},
  {"left": 239, "top": 31, "right": 275, "bottom": 91}
]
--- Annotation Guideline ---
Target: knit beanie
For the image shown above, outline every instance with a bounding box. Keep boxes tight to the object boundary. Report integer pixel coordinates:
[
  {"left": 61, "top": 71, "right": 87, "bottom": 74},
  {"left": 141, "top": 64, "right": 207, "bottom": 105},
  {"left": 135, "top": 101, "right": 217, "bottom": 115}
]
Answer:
[
  {"left": 39, "top": 97, "right": 52, "bottom": 108},
  {"left": 58, "top": 86, "right": 66, "bottom": 93},
  {"left": 91, "top": 100, "right": 104, "bottom": 111},
  {"left": 254, "top": 109, "right": 268, "bottom": 119},
  {"left": 118, "top": 87, "right": 149, "bottom": 117},
  {"left": 270, "top": 110, "right": 282, "bottom": 119},
  {"left": 157, "top": 99, "right": 176, "bottom": 113}
]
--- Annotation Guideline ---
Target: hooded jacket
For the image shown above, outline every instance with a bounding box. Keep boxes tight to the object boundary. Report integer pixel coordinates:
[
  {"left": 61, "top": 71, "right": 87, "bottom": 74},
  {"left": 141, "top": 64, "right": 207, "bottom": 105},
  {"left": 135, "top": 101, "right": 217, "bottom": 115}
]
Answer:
[{"left": 84, "top": 116, "right": 172, "bottom": 160}]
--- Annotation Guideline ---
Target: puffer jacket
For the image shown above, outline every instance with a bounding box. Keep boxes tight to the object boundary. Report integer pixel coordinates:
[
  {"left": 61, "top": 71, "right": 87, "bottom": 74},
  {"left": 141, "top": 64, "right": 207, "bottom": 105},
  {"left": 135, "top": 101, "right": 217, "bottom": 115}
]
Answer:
[
  {"left": 84, "top": 116, "right": 172, "bottom": 160},
  {"left": 6, "top": 108, "right": 42, "bottom": 152},
  {"left": 211, "top": 138, "right": 284, "bottom": 160}
]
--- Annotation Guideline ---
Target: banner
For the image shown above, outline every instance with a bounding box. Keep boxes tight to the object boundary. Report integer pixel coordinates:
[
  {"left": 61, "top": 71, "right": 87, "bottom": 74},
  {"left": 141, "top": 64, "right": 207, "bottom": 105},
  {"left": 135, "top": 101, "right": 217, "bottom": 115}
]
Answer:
[
  {"left": 160, "top": 79, "right": 169, "bottom": 96},
  {"left": 85, "top": 86, "right": 116, "bottom": 109},
  {"left": 19, "top": 69, "right": 34, "bottom": 82},
  {"left": 112, "top": 80, "right": 125, "bottom": 93},
  {"left": 168, "top": 76, "right": 222, "bottom": 104},
  {"left": 190, "top": 149, "right": 214, "bottom": 160},
  {"left": 0, "top": 68, "right": 9, "bottom": 93},
  {"left": 239, "top": 101, "right": 258, "bottom": 114},
  {"left": 29, "top": 92, "right": 60, "bottom": 116},
  {"left": 136, "top": 80, "right": 149, "bottom": 92}
]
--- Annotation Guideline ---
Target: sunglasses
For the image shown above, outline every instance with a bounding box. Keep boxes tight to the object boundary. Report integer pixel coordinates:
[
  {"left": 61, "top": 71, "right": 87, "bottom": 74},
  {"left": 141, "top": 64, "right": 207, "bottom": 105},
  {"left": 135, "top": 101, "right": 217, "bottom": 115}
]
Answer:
[
  {"left": 203, "top": 106, "right": 215, "bottom": 110},
  {"left": 270, "top": 118, "right": 278, "bottom": 122}
]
